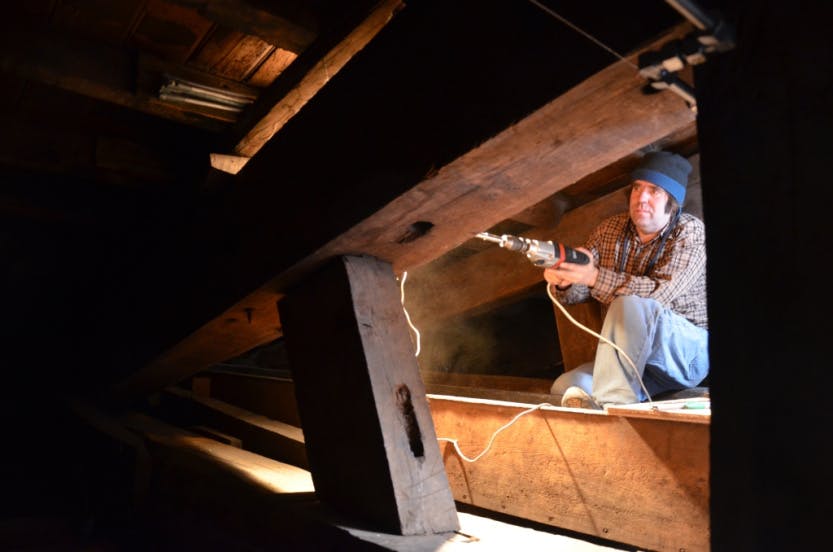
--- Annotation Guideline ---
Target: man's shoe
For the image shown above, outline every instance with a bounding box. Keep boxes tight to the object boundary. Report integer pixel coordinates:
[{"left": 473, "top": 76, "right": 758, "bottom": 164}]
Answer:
[{"left": 561, "top": 386, "right": 602, "bottom": 410}]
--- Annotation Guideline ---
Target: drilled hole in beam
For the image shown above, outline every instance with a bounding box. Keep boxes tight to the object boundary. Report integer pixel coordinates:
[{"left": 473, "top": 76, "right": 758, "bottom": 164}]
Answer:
[
  {"left": 395, "top": 384, "right": 424, "bottom": 458},
  {"left": 396, "top": 221, "right": 434, "bottom": 244}
]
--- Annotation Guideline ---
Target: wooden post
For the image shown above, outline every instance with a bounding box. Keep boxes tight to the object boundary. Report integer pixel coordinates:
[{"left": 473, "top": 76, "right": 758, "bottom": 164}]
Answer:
[
  {"left": 696, "top": 4, "right": 833, "bottom": 550},
  {"left": 278, "top": 255, "right": 459, "bottom": 535}
]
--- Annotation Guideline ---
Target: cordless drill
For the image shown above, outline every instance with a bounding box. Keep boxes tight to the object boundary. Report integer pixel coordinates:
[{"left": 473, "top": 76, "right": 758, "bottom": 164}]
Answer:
[{"left": 476, "top": 232, "right": 590, "bottom": 268}]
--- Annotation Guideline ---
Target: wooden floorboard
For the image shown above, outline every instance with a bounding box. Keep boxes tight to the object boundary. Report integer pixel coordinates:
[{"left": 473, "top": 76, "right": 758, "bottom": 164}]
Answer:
[{"left": 429, "top": 395, "right": 710, "bottom": 552}]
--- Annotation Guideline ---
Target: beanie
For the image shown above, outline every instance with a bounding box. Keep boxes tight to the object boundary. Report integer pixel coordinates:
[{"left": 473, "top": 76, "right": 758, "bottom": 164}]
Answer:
[{"left": 630, "top": 151, "right": 692, "bottom": 205}]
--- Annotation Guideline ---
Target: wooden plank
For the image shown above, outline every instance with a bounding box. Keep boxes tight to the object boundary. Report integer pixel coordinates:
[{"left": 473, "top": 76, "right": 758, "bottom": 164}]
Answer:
[
  {"left": 160, "top": 386, "right": 308, "bottom": 469},
  {"left": 164, "top": 0, "right": 318, "bottom": 53},
  {"left": 210, "top": 34, "right": 276, "bottom": 82},
  {"left": 247, "top": 47, "right": 298, "bottom": 87},
  {"left": 222, "top": 0, "right": 404, "bottom": 169},
  {"left": 121, "top": 411, "right": 314, "bottom": 495},
  {"left": 606, "top": 397, "right": 711, "bottom": 424},
  {"left": 429, "top": 395, "right": 710, "bottom": 552},
  {"left": 420, "top": 372, "right": 553, "bottom": 394},
  {"left": 203, "top": 371, "right": 302, "bottom": 427},
  {"left": 189, "top": 425, "right": 243, "bottom": 447},
  {"left": 278, "top": 255, "right": 459, "bottom": 535}
]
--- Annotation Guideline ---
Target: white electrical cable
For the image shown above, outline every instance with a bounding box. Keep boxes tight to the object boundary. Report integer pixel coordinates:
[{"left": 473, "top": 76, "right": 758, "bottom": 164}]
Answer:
[
  {"left": 399, "top": 271, "right": 421, "bottom": 357},
  {"left": 527, "top": 0, "right": 638, "bottom": 70},
  {"left": 546, "top": 284, "right": 653, "bottom": 404},
  {"left": 437, "top": 403, "right": 553, "bottom": 463}
]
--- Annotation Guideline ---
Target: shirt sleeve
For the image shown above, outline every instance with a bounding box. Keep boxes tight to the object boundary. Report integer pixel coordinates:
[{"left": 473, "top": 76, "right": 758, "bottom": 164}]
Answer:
[{"left": 552, "top": 222, "right": 606, "bottom": 305}]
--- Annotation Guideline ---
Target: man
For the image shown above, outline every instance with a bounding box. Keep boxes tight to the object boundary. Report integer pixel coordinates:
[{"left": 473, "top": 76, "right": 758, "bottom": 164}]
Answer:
[{"left": 545, "top": 151, "right": 708, "bottom": 409}]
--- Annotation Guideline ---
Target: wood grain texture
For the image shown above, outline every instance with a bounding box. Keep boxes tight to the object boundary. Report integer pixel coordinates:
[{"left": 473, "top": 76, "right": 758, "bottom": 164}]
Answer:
[
  {"left": 161, "top": 386, "right": 308, "bottom": 469},
  {"left": 278, "top": 255, "right": 459, "bottom": 535},
  {"left": 430, "top": 395, "right": 709, "bottom": 552},
  {"left": 232, "top": 0, "right": 404, "bottom": 159}
]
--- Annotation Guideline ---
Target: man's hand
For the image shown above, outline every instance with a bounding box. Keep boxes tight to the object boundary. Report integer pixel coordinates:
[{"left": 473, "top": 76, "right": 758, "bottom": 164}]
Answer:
[{"left": 544, "top": 247, "right": 598, "bottom": 288}]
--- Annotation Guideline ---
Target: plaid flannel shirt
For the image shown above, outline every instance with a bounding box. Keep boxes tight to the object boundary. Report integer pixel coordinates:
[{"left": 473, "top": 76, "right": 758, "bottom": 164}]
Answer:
[{"left": 554, "top": 212, "right": 708, "bottom": 329}]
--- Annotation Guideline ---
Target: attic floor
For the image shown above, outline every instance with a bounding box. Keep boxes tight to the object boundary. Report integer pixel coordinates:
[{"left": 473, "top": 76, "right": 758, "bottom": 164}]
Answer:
[{"left": 343, "top": 511, "right": 639, "bottom": 551}]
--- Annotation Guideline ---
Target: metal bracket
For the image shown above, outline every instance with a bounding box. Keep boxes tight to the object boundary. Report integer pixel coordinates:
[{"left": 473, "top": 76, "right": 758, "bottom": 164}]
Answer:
[{"left": 638, "top": 2, "right": 736, "bottom": 112}]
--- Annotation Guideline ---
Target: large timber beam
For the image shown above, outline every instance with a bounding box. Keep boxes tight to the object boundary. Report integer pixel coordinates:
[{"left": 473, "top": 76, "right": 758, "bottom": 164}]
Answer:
[
  {"left": 404, "top": 186, "right": 630, "bottom": 326},
  {"left": 278, "top": 255, "right": 459, "bottom": 535},
  {"left": 108, "top": 22, "right": 696, "bottom": 403}
]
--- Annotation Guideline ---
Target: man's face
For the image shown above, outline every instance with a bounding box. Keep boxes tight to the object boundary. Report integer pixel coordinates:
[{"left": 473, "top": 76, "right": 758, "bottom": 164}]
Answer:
[{"left": 629, "top": 180, "right": 672, "bottom": 238}]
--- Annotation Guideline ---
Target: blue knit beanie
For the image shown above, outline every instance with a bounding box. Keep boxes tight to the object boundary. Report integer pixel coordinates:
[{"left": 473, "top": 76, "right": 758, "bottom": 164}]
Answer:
[{"left": 630, "top": 151, "right": 692, "bottom": 205}]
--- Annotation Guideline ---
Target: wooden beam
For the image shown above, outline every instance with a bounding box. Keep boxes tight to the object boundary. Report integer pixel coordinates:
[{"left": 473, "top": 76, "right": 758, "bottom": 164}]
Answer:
[
  {"left": 405, "top": 186, "right": 629, "bottom": 326},
  {"left": 159, "top": 386, "right": 308, "bottom": 469},
  {"left": 121, "top": 411, "right": 314, "bottom": 495},
  {"left": 405, "top": 147, "right": 701, "bottom": 326},
  {"left": 109, "top": 288, "right": 284, "bottom": 402},
  {"left": 430, "top": 395, "right": 710, "bottom": 552},
  {"left": 110, "top": 23, "right": 696, "bottom": 402},
  {"left": 216, "top": 0, "right": 404, "bottom": 172},
  {"left": 201, "top": 371, "right": 303, "bottom": 428},
  {"left": 278, "top": 255, "right": 459, "bottom": 535}
]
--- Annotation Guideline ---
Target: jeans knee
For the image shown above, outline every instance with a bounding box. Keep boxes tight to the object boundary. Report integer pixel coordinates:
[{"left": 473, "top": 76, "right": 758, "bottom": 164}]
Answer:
[{"left": 608, "top": 295, "right": 658, "bottom": 320}]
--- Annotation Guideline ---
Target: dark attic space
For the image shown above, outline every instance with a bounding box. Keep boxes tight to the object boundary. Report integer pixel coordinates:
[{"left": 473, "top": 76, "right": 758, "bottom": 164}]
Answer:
[
  {"left": 3, "top": 0, "right": 683, "bottom": 394},
  {"left": 2, "top": 0, "right": 833, "bottom": 551}
]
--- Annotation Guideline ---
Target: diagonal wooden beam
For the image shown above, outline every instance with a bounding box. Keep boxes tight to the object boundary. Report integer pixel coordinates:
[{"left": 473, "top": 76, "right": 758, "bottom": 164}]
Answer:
[
  {"left": 404, "top": 186, "right": 631, "bottom": 327},
  {"left": 214, "top": 0, "right": 405, "bottom": 173},
  {"left": 404, "top": 145, "right": 701, "bottom": 326},
  {"left": 109, "top": 22, "right": 697, "bottom": 403},
  {"left": 279, "top": 255, "right": 458, "bottom": 534}
]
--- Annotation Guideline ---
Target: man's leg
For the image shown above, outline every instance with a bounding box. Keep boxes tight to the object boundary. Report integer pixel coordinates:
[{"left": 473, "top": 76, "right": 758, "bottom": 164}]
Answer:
[
  {"left": 550, "top": 361, "right": 594, "bottom": 396},
  {"left": 591, "top": 296, "right": 709, "bottom": 405}
]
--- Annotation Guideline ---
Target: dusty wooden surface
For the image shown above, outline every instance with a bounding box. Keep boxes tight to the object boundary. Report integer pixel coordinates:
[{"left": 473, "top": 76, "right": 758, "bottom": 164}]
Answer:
[
  {"left": 279, "top": 255, "right": 459, "bottom": 535},
  {"left": 429, "top": 395, "right": 710, "bottom": 552}
]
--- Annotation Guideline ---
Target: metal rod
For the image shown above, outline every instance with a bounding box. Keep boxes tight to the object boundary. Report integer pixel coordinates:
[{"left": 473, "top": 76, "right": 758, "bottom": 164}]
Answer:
[{"left": 476, "top": 232, "right": 503, "bottom": 244}]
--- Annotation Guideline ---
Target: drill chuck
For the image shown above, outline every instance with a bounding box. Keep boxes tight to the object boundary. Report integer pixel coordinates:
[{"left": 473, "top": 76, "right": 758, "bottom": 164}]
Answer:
[{"left": 476, "top": 232, "right": 590, "bottom": 268}]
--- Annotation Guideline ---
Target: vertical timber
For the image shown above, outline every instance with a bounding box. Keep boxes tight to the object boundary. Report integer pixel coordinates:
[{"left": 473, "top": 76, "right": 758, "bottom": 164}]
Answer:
[
  {"left": 697, "top": 2, "right": 833, "bottom": 550},
  {"left": 278, "top": 255, "right": 459, "bottom": 535}
]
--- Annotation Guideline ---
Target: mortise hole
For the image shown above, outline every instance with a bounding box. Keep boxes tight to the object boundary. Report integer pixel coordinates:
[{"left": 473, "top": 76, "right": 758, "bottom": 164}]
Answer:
[
  {"left": 395, "top": 384, "right": 424, "bottom": 458},
  {"left": 396, "top": 221, "right": 434, "bottom": 244}
]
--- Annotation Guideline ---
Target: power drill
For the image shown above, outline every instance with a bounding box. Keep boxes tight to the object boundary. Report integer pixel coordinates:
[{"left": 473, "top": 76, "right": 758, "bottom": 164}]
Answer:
[{"left": 476, "top": 232, "right": 590, "bottom": 268}]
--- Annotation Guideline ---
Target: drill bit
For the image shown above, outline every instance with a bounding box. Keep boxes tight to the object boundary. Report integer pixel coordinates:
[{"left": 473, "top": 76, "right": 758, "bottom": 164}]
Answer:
[{"left": 476, "top": 232, "right": 503, "bottom": 244}]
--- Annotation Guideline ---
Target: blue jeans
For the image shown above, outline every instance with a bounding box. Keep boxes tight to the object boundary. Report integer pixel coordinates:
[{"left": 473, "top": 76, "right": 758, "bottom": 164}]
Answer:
[{"left": 551, "top": 296, "right": 709, "bottom": 404}]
